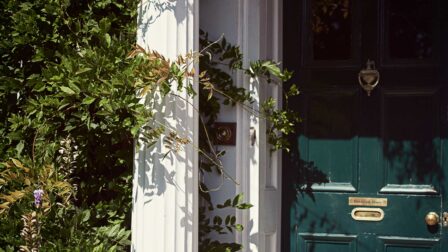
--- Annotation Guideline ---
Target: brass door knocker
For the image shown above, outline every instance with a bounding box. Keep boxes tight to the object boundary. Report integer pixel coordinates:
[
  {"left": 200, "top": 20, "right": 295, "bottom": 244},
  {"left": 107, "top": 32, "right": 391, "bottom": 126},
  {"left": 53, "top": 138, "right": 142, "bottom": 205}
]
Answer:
[{"left": 358, "top": 59, "right": 380, "bottom": 96}]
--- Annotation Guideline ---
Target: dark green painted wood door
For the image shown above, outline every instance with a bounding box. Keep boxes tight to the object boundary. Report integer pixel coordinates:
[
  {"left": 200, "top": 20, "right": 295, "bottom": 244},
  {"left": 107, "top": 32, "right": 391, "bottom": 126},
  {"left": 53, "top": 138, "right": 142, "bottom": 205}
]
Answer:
[{"left": 282, "top": 0, "right": 448, "bottom": 251}]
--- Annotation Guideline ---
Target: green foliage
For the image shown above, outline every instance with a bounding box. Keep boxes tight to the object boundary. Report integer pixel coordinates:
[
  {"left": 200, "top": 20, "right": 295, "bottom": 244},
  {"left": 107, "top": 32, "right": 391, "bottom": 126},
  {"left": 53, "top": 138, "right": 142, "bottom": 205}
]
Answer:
[
  {"left": 0, "top": 0, "right": 199, "bottom": 249},
  {"left": 0, "top": 1, "right": 299, "bottom": 251},
  {"left": 0, "top": 0, "right": 142, "bottom": 250},
  {"left": 261, "top": 97, "right": 301, "bottom": 152}
]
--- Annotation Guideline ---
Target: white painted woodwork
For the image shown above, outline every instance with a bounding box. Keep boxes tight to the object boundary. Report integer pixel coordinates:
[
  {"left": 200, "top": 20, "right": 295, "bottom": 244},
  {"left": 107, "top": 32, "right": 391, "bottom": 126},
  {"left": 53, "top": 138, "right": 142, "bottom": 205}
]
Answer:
[
  {"left": 261, "top": 2, "right": 283, "bottom": 251},
  {"left": 235, "top": 1, "right": 263, "bottom": 250},
  {"left": 131, "top": 1, "right": 199, "bottom": 251},
  {"left": 237, "top": 1, "right": 283, "bottom": 251},
  {"left": 200, "top": 0, "right": 240, "bottom": 244},
  {"left": 199, "top": 0, "right": 283, "bottom": 251},
  {"left": 131, "top": 0, "right": 283, "bottom": 250}
]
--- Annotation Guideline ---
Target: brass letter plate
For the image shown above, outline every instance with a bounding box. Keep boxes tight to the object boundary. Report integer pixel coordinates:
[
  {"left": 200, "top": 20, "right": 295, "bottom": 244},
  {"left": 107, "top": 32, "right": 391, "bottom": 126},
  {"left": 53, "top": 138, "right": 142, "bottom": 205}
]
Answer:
[
  {"left": 348, "top": 197, "right": 387, "bottom": 207},
  {"left": 351, "top": 207, "right": 384, "bottom": 222}
]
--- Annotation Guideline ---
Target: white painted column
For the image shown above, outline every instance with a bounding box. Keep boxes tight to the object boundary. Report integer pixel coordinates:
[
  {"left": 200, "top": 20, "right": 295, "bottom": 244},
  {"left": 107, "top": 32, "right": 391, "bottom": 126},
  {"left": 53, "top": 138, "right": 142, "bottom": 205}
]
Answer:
[{"left": 132, "top": 1, "right": 199, "bottom": 251}]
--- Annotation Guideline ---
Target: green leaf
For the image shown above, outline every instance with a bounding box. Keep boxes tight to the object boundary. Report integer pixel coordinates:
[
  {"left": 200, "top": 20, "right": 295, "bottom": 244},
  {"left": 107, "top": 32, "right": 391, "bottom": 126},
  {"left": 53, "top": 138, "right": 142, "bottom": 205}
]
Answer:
[
  {"left": 68, "top": 82, "right": 81, "bottom": 94},
  {"left": 107, "top": 245, "right": 117, "bottom": 252},
  {"left": 230, "top": 216, "right": 236, "bottom": 225},
  {"left": 82, "top": 96, "right": 96, "bottom": 105},
  {"left": 11, "top": 158, "right": 24, "bottom": 168},
  {"left": 16, "top": 141, "right": 24, "bottom": 156},
  {"left": 207, "top": 90, "right": 213, "bottom": 100},
  {"left": 60, "top": 86, "right": 76, "bottom": 95},
  {"left": 93, "top": 244, "right": 104, "bottom": 252},
  {"left": 213, "top": 216, "right": 222, "bottom": 225},
  {"left": 236, "top": 203, "right": 253, "bottom": 209},
  {"left": 225, "top": 215, "right": 230, "bottom": 225},
  {"left": 75, "top": 67, "right": 93, "bottom": 75},
  {"left": 105, "top": 33, "right": 111, "bottom": 48},
  {"left": 235, "top": 224, "right": 243, "bottom": 231},
  {"left": 130, "top": 126, "right": 140, "bottom": 136},
  {"left": 107, "top": 224, "right": 120, "bottom": 238},
  {"left": 81, "top": 210, "right": 91, "bottom": 223},
  {"left": 232, "top": 193, "right": 243, "bottom": 207},
  {"left": 287, "top": 84, "right": 300, "bottom": 96}
]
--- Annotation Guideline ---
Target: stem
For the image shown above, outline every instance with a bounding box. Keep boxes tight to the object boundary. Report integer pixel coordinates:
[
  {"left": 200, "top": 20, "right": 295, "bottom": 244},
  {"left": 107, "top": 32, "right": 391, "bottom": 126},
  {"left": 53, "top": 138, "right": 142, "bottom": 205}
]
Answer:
[{"left": 32, "top": 134, "right": 36, "bottom": 168}]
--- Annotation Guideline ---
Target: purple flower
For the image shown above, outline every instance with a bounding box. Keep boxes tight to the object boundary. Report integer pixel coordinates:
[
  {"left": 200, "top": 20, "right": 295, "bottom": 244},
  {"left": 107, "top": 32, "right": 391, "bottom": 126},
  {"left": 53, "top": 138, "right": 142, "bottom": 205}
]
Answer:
[{"left": 33, "top": 189, "right": 44, "bottom": 208}]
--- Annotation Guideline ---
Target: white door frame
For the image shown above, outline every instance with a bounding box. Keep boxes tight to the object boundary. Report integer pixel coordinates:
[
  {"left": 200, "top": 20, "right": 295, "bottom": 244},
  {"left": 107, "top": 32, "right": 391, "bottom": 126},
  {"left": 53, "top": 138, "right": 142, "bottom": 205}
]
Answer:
[{"left": 235, "top": 0, "right": 283, "bottom": 251}]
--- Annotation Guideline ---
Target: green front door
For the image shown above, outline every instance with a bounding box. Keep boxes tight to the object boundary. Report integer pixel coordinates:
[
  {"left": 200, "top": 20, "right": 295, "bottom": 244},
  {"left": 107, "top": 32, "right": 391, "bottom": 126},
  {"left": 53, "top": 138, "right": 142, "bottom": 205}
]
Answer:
[{"left": 283, "top": 0, "right": 448, "bottom": 251}]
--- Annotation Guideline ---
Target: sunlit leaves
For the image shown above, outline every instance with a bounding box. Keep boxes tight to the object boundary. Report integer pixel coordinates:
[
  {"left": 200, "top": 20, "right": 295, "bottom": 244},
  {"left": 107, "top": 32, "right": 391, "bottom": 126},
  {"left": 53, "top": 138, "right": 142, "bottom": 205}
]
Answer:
[{"left": 127, "top": 45, "right": 197, "bottom": 98}]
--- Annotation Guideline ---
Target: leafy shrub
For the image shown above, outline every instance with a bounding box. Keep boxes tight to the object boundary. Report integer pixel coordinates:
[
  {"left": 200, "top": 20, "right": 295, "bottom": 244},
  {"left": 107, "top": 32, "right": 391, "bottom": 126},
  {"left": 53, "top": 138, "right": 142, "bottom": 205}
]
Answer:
[{"left": 0, "top": 0, "right": 141, "bottom": 250}]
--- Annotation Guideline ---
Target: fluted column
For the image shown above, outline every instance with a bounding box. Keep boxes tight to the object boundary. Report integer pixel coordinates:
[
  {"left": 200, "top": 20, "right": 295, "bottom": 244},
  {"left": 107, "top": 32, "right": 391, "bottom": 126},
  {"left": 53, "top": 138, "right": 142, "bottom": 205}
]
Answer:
[{"left": 132, "top": 1, "right": 199, "bottom": 251}]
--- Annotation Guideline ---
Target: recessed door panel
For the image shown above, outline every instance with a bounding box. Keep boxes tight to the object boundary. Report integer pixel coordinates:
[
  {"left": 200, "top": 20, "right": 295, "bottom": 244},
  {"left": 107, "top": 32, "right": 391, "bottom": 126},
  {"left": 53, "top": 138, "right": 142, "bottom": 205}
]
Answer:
[
  {"left": 303, "top": 0, "right": 362, "bottom": 66},
  {"left": 378, "top": 237, "right": 440, "bottom": 252},
  {"left": 380, "top": 91, "right": 444, "bottom": 193},
  {"left": 301, "top": 91, "right": 359, "bottom": 192},
  {"left": 297, "top": 233, "right": 357, "bottom": 252},
  {"left": 311, "top": 0, "right": 353, "bottom": 60},
  {"left": 386, "top": 0, "right": 437, "bottom": 61}
]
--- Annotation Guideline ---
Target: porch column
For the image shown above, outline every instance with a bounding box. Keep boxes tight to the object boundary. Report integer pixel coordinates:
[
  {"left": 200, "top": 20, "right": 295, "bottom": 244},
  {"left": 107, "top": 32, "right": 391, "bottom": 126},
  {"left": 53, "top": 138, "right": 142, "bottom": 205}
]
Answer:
[{"left": 131, "top": 1, "right": 199, "bottom": 251}]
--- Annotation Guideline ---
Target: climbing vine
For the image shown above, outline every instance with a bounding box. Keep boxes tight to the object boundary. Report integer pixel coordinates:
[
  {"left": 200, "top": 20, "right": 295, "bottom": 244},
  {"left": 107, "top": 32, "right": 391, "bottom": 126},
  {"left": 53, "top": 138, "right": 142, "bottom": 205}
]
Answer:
[{"left": 198, "top": 31, "right": 299, "bottom": 251}]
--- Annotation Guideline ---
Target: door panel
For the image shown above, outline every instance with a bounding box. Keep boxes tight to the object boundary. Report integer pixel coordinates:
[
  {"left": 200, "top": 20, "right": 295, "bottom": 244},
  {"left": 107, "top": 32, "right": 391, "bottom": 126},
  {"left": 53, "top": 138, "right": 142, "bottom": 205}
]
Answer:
[
  {"left": 377, "top": 236, "right": 440, "bottom": 252},
  {"left": 283, "top": 0, "right": 448, "bottom": 251},
  {"left": 304, "top": 0, "right": 362, "bottom": 66},
  {"left": 298, "top": 234, "right": 357, "bottom": 252},
  {"left": 382, "top": 0, "right": 439, "bottom": 64},
  {"left": 380, "top": 90, "right": 443, "bottom": 192},
  {"left": 301, "top": 89, "right": 360, "bottom": 192}
]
